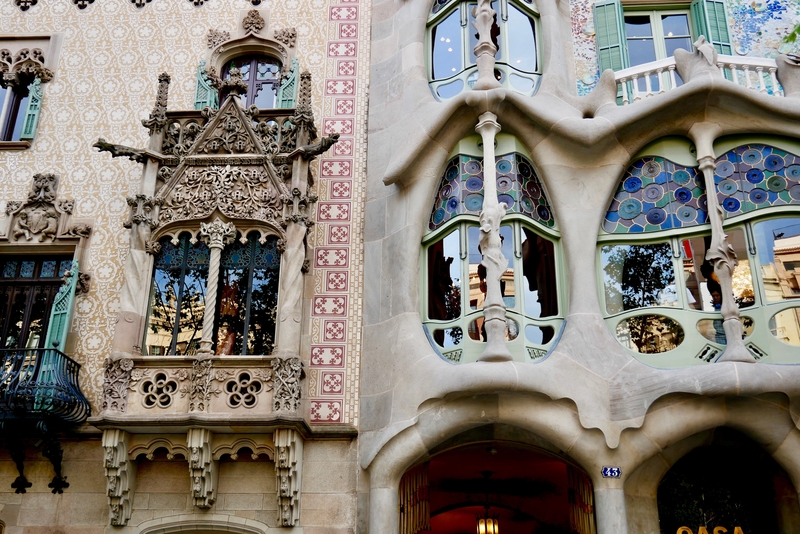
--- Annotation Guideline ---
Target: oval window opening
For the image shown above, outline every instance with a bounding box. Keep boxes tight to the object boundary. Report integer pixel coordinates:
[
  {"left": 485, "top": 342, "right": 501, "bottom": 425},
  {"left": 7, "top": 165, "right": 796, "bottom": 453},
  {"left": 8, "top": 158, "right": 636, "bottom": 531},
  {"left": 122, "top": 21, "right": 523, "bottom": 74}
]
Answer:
[
  {"left": 696, "top": 317, "right": 754, "bottom": 344},
  {"left": 524, "top": 324, "right": 554, "bottom": 345},
  {"left": 432, "top": 327, "right": 463, "bottom": 348},
  {"left": 467, "top": 317, "right": 520, "bottom": 342},
  {"left": 769, "top": 308, "right": 800, "bottom": 346},
  {"left": 616, "top": 315, "right": 685, "bottom": 353}
]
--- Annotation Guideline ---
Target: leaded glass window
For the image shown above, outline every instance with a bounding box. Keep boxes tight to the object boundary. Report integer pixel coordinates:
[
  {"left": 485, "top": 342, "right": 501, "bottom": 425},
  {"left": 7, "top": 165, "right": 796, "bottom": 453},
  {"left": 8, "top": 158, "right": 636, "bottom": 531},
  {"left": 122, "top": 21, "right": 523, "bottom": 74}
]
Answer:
[
  {"left": 423, "top": 136, "right": 561, "bottom": 363},
  {"left": 223, "top": 56, "right": 282, "bottom": 109},
  {"left": 146, "top": 235, "right": 209, "bottom": 356},
  {"left": 217, "top": 234, "right": 281, "bottom": 356},
  {"left": 145, "top": 232, "right": 281, "bottom": 356},
  {"left": 427, "top": 0, "right": 541, "bottom": 100},
  {"left": 0, "top": 256, "right": 72, "bottom": 349},
  {"left": 599, "top": 141, "right": 800, "bottom": 365}
]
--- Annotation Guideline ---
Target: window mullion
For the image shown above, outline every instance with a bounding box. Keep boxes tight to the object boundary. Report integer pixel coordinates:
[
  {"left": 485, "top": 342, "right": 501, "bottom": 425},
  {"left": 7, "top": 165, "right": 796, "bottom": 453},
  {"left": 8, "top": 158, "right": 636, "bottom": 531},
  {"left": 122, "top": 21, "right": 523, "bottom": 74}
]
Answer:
[
  {"left": 242, "top": 238, "right": 257, "bottom": 356},
  {"left": 0, "top": 89, "right": 11, "bottom": 134},
  {"left": 170, "top": 238, "right": 189, "bottom": 355}
]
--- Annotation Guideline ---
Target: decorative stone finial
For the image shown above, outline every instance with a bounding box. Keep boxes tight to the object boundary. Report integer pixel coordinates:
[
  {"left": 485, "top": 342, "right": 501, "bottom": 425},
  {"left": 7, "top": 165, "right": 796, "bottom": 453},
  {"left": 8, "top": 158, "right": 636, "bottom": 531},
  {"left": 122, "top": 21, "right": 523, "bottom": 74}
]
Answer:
[
  {"left": 142, "top": 73, "right": 171, "bottom": 135},
  {"left": 217, "top": 67, "right": 249, "bottom": 99},
  {"left": 242, "top": 9, "right": 265, "bottom": 34}
]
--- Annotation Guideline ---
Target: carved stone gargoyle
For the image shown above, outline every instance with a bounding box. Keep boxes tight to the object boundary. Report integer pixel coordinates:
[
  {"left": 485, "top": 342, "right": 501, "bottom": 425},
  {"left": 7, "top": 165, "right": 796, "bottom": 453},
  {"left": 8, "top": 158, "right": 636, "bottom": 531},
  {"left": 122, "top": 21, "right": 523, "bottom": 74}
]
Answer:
[
  {"left": 776, "top": 54, "right": 800, "bottom": 98},
  {"left": 674, "top": 36, "right": 722, "bottom": 84},
  {"left": 93, "top": 138, "right": 147, "bottom": 163}
]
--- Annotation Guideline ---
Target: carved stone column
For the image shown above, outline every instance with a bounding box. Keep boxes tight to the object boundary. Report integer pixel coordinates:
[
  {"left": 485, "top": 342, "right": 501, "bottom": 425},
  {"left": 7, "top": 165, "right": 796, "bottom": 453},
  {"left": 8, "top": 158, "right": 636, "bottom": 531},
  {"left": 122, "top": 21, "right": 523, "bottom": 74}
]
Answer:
[
  {"left": 187, "top": 428, "right": 217, "bottom": 508},
  {"left": 274, "top": 428, "right": 304, "bottom": 526},
  {"left": 476, "top": 112, "right": 512, "bottom": 362},
  {"left": 102, "top": 429, "right": 136, "bottom": 526},
  {"left": 690, "top": 123, "right": 755, "bottom": 363},
  {"left": 198, "top": 218, "right": 236, "bottom": 354},
  {"left": 109, "top": 73, "right": 171, "bottom": 359},
  {"left": 274, "top": 71, "right": 335, "bottom": 360},
  {"left": 471, "top": 0, "right": 501, "bottom": 90}
]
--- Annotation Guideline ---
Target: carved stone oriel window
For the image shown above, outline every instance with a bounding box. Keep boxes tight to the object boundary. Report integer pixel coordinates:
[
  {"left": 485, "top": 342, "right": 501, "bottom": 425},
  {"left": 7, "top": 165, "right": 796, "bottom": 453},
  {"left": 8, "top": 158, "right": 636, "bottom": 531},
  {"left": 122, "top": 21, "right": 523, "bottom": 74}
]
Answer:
[{"left": 145, "top": 232, "right": 281, "bottom": 356}]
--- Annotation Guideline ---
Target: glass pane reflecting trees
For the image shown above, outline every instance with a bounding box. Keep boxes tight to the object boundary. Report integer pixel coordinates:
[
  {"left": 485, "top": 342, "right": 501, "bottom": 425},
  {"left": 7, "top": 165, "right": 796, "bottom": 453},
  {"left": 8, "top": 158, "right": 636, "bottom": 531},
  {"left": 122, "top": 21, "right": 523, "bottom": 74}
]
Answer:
[{"left": 145, "top": 233, "right": 281, "bottom": 356}]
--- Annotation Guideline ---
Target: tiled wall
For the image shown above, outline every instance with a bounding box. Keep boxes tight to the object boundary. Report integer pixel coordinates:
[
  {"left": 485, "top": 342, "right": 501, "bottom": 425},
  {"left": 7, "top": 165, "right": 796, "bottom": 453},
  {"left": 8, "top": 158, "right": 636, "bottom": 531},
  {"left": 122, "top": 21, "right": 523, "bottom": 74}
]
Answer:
[{"left": 0, "top": 0, "right": 367, "bottom": 427}]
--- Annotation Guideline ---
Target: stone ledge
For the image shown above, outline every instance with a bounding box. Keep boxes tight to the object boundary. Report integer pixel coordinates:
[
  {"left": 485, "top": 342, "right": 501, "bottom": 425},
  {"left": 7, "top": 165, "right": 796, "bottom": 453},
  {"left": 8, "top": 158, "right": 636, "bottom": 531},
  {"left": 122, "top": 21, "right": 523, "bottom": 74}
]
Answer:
[{"left": 88, "top": 413, "right": 357, "bottom": 439}]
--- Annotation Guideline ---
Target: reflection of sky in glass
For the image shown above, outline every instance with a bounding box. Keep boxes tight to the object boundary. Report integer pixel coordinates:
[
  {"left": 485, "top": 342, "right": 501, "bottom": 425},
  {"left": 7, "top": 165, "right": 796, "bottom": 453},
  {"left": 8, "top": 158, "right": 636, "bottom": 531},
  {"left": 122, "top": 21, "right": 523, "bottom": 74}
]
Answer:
[
  {"left": 432, "top": 10, "right": 462, "bottom": 79},
  {"left": 506, "top": 4, "right": 536, "bottom": 72},
  {"left": 755, "top": 218, "right": 800, "bottom": 263},
  {"left": 467, "top": 225, "right": 513, "bottom": 268},
  {"left": 443, "top": 229, "right": 461, "bottom": 288}
]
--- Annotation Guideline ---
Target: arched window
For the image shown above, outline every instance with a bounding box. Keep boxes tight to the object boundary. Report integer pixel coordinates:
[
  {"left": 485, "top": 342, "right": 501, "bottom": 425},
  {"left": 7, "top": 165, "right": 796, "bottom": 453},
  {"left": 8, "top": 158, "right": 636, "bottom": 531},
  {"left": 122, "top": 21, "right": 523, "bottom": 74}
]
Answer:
[
  {"left": 599, "top": 139, "right": 800, "bottom": 366},
  {"left": 423, "top": 135, "right": 561, "bottom": 363},
  {"left": 427, "top": 0, "right": 541, "bottom": 100},
  {"left": 144, "top": 232, "right": 281, "bottom": 356},
  {"left": 222, "top": 55, "right": 282, "bottom": 108}
]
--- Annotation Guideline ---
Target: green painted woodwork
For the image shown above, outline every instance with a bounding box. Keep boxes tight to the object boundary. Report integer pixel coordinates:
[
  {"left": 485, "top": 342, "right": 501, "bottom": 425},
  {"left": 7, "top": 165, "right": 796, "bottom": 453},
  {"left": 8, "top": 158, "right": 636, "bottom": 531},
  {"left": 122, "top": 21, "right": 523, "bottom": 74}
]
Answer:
[
  {"left": 194, "top": 60, "right": 219, "bottom": 110},
  {"left": 44, "top": 258, "right": 79, "bottom": 351},
  {"left": 690, "top": 0, "right": 732, "bottom": 55},
  {"left": 594, "top": 0, "right": 628, "bottom": 73},
  {"left": 276, "top": 58, "right": 299, "bottom": 109},
  {"left": 19, "top": 78, "right": 42, "bottom": 141}
]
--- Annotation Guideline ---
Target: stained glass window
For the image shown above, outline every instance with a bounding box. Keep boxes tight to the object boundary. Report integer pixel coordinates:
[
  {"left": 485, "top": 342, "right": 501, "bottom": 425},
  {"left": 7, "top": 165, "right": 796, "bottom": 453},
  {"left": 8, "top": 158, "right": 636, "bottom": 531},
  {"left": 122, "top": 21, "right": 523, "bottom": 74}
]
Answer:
[
  {"left": 604, "top": 157, "right": 707, "bottom": 233},
  {"left": 429, "top": 153, "right": 554, "bottom": 231}
]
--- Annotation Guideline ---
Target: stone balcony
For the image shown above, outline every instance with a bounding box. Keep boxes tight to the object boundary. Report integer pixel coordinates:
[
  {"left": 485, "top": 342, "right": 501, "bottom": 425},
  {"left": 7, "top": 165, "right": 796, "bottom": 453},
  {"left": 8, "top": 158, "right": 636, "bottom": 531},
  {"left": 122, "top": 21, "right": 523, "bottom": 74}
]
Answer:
[{"left": 614, "top": 53, "right": 785, "bottom": 105}]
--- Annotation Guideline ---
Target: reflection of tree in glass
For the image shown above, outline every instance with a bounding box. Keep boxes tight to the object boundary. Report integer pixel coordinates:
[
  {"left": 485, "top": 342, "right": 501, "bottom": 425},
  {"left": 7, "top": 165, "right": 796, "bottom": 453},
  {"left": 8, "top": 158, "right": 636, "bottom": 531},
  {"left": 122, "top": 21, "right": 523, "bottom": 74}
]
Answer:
[
  {"left": 605, "top": 244, "right": 676, "bottom": 352},
  {"left": 428, "top": 237, "right": 462, "bottom": 347}
]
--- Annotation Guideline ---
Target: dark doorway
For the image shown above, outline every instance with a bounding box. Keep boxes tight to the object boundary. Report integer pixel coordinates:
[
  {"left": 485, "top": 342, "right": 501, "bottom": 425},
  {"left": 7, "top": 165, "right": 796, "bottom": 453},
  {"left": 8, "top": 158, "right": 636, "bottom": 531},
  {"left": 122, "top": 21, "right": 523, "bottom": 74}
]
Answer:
[
  {"left": 400, "top": 441, "right": 596, "bottom": 534},
  {"left": 657, "top": 427, "right": 800, "bottom": 534}
]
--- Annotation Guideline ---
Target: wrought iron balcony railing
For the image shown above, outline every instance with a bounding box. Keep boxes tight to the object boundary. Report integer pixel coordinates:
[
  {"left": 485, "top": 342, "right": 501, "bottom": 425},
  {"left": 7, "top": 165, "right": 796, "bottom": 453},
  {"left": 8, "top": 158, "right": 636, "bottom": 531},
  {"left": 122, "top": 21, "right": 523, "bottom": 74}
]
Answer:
[{"left": 0, "top": 348, "right": 91, "bottom": 424}]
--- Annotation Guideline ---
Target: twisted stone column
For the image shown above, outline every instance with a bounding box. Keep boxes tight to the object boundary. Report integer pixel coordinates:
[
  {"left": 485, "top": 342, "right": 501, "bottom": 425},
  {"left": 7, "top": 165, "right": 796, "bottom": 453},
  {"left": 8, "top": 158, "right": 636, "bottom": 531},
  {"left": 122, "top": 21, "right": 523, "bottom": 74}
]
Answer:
[
  {"left": 476, "top": 112, "right": 512, "bottom": 362},
  {"left": 471, "top": 0, "right": 501, "bottom": 90},
  {"left": 198, "top": 218, "right": 236, "bottom": 354},
  {"left": 697, "top": 157, "right": 755, "bottom": 363},
  {"left": 690, "top": 123, "right": 755, "bottom": 363}
]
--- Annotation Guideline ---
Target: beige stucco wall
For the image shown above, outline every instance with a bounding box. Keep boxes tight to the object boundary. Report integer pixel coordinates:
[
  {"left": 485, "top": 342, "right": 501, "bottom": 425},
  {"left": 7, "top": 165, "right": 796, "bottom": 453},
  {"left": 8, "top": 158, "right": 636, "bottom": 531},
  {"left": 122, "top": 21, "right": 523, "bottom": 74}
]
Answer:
[{"left": 0, "top": 439, "right": 358, "bottom": 533}]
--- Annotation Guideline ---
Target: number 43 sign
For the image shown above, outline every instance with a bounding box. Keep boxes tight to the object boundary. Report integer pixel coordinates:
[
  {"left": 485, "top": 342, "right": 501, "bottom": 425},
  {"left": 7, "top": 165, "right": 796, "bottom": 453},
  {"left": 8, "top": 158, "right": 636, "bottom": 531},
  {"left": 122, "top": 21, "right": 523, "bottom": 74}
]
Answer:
[
  {"left": 677, "top": 528, "right": 744, "bottom": 534},
  {"left": 601, "top": 466, "right": 621, "bottom": 478}
]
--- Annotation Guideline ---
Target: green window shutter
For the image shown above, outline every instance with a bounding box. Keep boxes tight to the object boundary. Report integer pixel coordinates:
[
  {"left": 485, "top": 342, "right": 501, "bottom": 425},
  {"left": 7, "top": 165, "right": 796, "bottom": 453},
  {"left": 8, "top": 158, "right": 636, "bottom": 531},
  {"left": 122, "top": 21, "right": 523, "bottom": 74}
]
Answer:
[
  {"left": 194, "top": 60, "right": 219, "bottom": 110},
  {"left": 276, "top": 58, "right": 299, "bottom": 108},
  {"left": 19, "top": 78, "right": 42, "bottom": 141},
  {"left": 594, "top": 0, "right": 628, "bottom": 72},
  {"left": 690, "top": 0, "right": 732, "bottom": 55},
  {"left": 44, "top": 259, "right": 79, "bottom": 352}
]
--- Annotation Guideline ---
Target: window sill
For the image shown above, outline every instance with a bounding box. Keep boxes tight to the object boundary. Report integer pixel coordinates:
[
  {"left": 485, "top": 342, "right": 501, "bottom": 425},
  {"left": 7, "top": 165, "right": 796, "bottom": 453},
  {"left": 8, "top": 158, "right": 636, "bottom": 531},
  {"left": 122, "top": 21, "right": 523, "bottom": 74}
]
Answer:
[{"left": 0, "top": 141, "right": 32, "bottom": 151}]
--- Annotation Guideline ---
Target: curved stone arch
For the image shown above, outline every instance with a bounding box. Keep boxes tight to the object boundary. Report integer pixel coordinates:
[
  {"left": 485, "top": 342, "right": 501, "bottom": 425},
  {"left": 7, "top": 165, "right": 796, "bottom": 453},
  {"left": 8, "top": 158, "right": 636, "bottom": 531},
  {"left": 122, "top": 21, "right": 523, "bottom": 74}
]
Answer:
[
  {"left": 209, "top": 33, "right": 293, "bottom": 80},
  {"left": 151, "top": 220, "right": 285, "bottom": 248},
  {"left": 136, "top": 513, "right": 270, "bottom": 534},
  {"left": 129, "top": 437, "right": 189, "bottom": 460},
  {"left": 365, "top": 392, "right": 604, "bottom": 533},
  {"left": 212, "top": 437, "right": 274, "bottom": 461},
  {"left": 623, "top": 393, "right": 800, "bottom": 533}
]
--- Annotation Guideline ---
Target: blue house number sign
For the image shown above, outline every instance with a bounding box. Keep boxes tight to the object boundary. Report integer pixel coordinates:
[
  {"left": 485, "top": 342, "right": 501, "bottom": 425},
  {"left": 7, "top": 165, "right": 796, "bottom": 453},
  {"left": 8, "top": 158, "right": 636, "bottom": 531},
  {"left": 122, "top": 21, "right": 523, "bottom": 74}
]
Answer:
[{"left": 602, "top": 466, "right": 621, "bottom": 478}]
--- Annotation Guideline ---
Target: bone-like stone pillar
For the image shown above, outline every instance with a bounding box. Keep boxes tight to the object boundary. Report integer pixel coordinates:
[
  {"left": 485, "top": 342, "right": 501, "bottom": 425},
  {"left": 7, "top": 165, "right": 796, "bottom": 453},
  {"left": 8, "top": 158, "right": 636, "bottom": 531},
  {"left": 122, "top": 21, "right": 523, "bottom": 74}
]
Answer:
[
  {"left": 691, "top": 124, "right": 755, "bottom": 363},
  {"left": 369, "top": 487, "right": 400, "bottom": 534},
  {"left": 594, "top": 487, "right": 629, "bottom": 534},
  {"left": 198, "top": 218, "right": 236, "bottom": 354},
  {"left": 471, "top": 0, "right": 501, "bottom": 90},
  {"left": 476, "top": 112, "right": 512, "bottom": 362}
]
